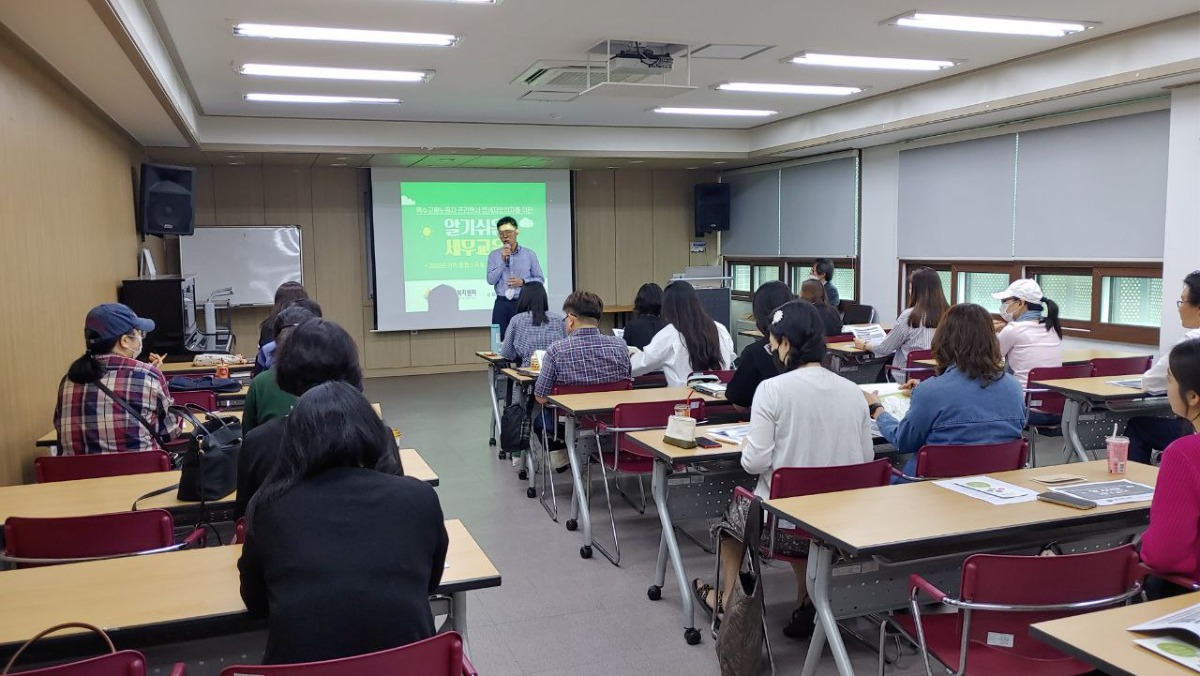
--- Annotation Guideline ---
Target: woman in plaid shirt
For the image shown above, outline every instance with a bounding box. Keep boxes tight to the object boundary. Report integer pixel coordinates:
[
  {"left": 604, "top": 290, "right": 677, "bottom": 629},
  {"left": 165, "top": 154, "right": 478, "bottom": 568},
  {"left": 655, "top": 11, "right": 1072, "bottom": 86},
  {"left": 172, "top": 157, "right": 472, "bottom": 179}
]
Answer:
[
  {"left": 54, "top": 303, "right": 183, "bottom": 455},
  {"left": 499, "top": 282, "right": 565, "bottom": 368}
]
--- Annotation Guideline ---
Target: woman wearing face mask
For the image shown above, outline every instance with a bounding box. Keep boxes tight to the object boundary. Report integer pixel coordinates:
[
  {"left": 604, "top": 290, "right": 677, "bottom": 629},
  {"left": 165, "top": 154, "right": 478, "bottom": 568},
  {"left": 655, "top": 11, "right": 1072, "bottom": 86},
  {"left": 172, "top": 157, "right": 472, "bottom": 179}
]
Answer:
[
  {"left": 54, "top": 303, "right": 183, "bottom": 455},
  {"left": 691, "top": 301, "right": 873, "bottom": 640},
  {"left": 1138, "top": 338, "right": 1200, "bottom": 598},
  {"left": 991, "top": 278, "right": 1063, "bottom": 388}
]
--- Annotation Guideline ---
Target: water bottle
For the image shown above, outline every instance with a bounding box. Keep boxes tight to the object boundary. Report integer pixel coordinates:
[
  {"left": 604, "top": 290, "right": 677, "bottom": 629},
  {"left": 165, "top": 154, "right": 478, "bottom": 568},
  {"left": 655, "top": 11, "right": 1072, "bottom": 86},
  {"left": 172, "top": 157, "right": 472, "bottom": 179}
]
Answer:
[{"left": 490, "top": 324, "right": 502, "bottom": 353}]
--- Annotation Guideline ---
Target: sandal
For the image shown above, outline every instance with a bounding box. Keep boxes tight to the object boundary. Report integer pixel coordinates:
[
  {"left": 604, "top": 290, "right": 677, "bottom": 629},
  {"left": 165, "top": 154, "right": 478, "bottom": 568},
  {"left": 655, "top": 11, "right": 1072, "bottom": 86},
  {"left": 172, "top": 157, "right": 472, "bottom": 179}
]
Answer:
[{"left": 691, "top": 578, "right": 722, "bottom": 619}]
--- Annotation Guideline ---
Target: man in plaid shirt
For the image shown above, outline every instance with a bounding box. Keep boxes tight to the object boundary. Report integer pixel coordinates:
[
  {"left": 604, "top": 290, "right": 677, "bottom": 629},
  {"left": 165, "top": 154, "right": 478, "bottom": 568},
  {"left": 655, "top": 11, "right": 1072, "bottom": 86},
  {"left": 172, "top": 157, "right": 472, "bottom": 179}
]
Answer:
[{"left": 55, "top": 303, "right": 183, "bottom": 455}]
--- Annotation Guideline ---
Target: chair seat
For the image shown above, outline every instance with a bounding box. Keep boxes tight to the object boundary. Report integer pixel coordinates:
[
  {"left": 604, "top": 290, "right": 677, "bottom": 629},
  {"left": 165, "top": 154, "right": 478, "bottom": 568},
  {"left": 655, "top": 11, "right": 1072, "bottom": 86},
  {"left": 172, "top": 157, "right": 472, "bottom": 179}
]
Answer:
[
  {"left": 595, "top": 449, "right": 655, "bottom": 474},
  {"left": 893, "top": 614, "right": 1094, "bottom": 676}
]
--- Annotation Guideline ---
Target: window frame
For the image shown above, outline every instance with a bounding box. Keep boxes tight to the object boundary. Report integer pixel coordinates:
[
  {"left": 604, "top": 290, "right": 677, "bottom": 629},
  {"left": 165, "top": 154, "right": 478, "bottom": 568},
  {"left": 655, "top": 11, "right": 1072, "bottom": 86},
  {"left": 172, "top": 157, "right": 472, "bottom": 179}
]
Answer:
[
  {"left": 784, "top": 257, "right": 859, "bottom": 305},
  {"left": 725, "top": 257, "right": 783, "bottom": 301},
  {"left": 726, "top": 256, "right": 859, "bottom": 304}
]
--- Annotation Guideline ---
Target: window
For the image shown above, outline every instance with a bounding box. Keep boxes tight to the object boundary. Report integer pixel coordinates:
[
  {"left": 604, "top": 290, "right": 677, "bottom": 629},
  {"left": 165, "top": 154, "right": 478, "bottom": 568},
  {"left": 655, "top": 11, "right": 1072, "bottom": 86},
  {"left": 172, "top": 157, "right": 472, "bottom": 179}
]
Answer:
[
  {"left": 831, "top": 268, "right": 857, "bottom": 302},
  {"left": 903, "top": 262, "right": 1016, "bottom": 309},
  {"left": 783, "top": 258, "right": 858, "bottom": 303},
  {"left": 958, "top": 271, "right": 1012, "bottom": 309},
  {"left": 1033, "top": 272, "right": 1093, "bottom": 322},
  {"left": 726, "top": 259, "right": 784, "bottom": 300},
  {"left": 1102, "top": 276, "right": 1162, "bottom": 328},
  {"left": 753, "top": 265, "right": 781, "bottom": 289},
  {"left": 730, "top": 264, "right": 752, "bottom": 294}
]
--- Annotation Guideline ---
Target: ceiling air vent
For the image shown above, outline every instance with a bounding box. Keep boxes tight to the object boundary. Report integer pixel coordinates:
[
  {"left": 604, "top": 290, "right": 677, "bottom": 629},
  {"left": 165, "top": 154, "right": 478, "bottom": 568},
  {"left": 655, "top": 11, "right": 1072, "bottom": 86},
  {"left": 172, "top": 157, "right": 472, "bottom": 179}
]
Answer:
[{"left": 514, "top": 61, "right": 651, "bottom": 92}]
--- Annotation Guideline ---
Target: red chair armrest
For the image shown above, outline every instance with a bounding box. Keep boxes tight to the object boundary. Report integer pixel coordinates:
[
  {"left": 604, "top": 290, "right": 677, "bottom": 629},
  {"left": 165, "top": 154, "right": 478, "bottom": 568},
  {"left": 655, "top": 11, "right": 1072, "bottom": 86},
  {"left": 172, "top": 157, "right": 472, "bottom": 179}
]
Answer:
[
  {"left": 180, "top": 527, "right": 207, "bottom": 549},
  {"left": 170, "top": 663, "right": 187, "bottom": 676},
  {"left": 909, "top": 574, "right": 949, "bottom": 602},
  {"left": 733, "top": 485, "right": 755, "bottom": 502},
  {"left": 462, "top": 654, "right": 479, "bottom": 676},
  {"left": 1140, "top": 563, "right": 1200, "bottom": 590}
]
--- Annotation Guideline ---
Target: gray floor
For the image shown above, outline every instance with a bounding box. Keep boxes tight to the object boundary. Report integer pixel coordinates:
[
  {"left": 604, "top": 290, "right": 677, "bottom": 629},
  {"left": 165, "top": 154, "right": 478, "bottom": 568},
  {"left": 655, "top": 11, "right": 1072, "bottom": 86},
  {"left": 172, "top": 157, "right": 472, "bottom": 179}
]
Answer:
[{"left": 132, "top": 371, "right": 1002, "bottom": 675}]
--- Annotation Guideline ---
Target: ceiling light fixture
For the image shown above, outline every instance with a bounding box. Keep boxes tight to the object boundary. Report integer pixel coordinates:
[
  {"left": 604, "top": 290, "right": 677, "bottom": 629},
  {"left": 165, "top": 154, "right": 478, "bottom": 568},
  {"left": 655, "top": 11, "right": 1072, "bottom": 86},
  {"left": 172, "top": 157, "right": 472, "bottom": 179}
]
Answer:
[
  {"left": 653, "top": 107, "right": 778, "bottom": 117},
  {"left": 717, "top": 82, "right": 862, "bottom": 96},
  {"left": 239, "top": 64, "right": 430, "bottom": 82},
  {"left": 887, "top": 12, "right": 1093, "bottom": 37},
  {"left": 788, "top": 51, "right": 957, "bottom": 71},
  {"left": 245, "top": 93, "right": 400, "bottom": 104},
  {"left": 233, "top": 23, "right": 459, "bottom": 47}
]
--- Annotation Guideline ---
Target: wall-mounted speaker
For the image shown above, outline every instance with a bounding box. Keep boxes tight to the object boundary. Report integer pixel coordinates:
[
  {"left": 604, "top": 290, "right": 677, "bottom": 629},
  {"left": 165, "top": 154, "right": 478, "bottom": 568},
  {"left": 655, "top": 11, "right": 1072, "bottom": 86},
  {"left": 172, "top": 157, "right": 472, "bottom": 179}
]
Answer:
[
  {"left": 694, "top": 182, "right": 730, "bottom": 237},
  {"left": 138, "top": 163, "right": 195, "bottom": 236}
]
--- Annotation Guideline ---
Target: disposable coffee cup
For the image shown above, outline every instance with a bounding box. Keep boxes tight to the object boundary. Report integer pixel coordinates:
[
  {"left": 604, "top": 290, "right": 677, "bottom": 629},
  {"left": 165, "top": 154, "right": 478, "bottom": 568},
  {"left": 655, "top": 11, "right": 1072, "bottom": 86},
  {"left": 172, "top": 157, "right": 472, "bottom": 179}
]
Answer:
[
  {"left": 1106, "top": 435, "right": 1129, "bottom": 475},
  {"left": 674, "top": 403, "right": 691, "bottom": 418}
]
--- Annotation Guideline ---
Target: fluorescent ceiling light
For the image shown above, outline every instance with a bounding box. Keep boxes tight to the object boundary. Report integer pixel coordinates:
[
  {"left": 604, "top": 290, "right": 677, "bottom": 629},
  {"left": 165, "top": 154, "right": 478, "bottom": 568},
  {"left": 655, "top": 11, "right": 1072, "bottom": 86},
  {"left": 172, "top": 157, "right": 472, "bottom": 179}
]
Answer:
[
  {"left": 240, "top": 64, "right": 430, "bottom": 83},
  {"left": 889, "top": 12, "right": 1092, "bottom": 37},
  {"left": 233, "top": 23, "right": 458, "bottom": 47},
  {"left": 653, "top": 107, "right": 777, "bottom": 117},
  {"left": 245, "top": 93, "right": 400, "bottom": 104},
  {"left": 717, "top": 82, "right": 862, "bottom": 96},
  {"left": 789, "top": 52, "right": 956, "bottom": 71}
]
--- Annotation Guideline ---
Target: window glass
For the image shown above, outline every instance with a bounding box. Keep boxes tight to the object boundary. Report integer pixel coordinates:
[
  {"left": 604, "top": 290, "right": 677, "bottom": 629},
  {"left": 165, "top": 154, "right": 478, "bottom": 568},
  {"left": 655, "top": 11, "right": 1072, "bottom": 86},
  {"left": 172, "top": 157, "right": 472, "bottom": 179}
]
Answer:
[
  {"left": 1034, "top": 273, "right": 1093, "bottom": 321},
  {"left": 1101, "top": 276, "right": 1161, "bottom": 327},
  {"left": 958, "top": 272, "right": 1012, "bottom": 309}
]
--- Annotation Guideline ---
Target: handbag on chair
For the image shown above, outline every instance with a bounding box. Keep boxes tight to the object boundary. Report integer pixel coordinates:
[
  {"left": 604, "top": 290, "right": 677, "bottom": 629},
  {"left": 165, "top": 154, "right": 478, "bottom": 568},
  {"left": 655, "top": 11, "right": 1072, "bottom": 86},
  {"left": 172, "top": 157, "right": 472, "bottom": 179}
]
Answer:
[{"left": 170, "top": 405, "right": 241, "bottom": 502}]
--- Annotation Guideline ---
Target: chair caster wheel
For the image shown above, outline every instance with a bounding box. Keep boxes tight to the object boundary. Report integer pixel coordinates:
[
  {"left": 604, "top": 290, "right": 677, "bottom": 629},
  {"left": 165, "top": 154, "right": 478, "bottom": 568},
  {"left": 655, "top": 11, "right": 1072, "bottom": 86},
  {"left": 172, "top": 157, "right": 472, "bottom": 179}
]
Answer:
[
  {"left": 647, "top": 585, "right": 661, "bottom": 601},
  {"left": 580, "top": 545, "right": 593, "bottom": 559},
  {"left": 685, "top": 628, "right": 701, "bottom": 645},
  {"left": 497, "top": 450, "right": 507, "bottom": 460},
  {"left": 526, "top": 487, "right": 536, "bottom": 499},
  {"left": 489, "top": 437, "right": 497, "bottom": 446},
  {"left": 518, "top": 469, "right": 528, "bottom": 480},
  {"left": 565, "top": 519, "right": 578, "bottom": 531}
]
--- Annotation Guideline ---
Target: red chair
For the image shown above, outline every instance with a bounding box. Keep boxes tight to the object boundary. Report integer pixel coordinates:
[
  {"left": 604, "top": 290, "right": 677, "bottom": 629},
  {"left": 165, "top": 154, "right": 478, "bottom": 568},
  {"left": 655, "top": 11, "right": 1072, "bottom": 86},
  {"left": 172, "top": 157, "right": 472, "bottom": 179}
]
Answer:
[
  {"left": 169, "top": 390, "right": 218, "bottom": 410},
  {"left": 587, "top": 399, "right": 708, "bottom": 564},
  {"left": 218, "top": 632, "right": 476, "bottom": 676},
  {"left": 826, "top": 332, "right": 854, "bottom": 344},
  {"left": 1, "top": 623, "right": 185, "bottom": 675},
  {"left": 1090, "top": 355, "right": 1154, "bottom": 377},
  {"left": 1025, "top": 364, "right": 1093, "bottom": 467},
  {"left": 894, "top": 439, "right": 1028, "bottom": 481},
  {"left": 715, "top": 460, "right": 893, "bottom": 638},
  {"left": 34, "top": 450, "right": 171, "bottom": 483},
  {"left": 700, "top": 369, "right": 736, "bottom": 384},
  {"left": 233, "top": 516, "right": 247, "bottom": 545},
  {"left": 2, "top": 509, "right": 205, "bottom": 568},
  {"left": 632, "top": 372, "right": 667, "bottom": 388},
  {"left": 880, "top": 544, "right": 1144, "bottom": 676},
  {"left": 885, "top": 349, "right": 935, "bottom": 384}
]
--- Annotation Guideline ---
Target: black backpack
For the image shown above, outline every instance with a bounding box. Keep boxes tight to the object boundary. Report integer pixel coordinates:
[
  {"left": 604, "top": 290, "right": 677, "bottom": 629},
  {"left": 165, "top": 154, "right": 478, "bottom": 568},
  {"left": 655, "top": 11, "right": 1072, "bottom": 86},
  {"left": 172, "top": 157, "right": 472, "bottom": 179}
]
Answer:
[{"left": 500, "top": 402, "right": 532, "bottom": 453}]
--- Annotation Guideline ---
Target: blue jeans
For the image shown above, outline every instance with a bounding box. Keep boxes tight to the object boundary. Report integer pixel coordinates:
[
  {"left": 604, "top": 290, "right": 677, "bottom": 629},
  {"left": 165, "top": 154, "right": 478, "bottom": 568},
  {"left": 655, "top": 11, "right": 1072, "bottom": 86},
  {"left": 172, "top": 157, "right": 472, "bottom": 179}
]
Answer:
[{"left": 491, "top": 297, "right": 519, "bottom": 339}]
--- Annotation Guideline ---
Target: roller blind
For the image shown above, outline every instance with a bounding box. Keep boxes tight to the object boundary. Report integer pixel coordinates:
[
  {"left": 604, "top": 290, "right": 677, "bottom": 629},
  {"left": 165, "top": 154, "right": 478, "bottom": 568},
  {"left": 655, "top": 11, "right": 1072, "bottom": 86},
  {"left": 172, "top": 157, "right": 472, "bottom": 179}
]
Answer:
[
  {"left": 721, "top": 170, "right": 779, "bottom": 256},
  {"left": 897, "top": 134, "right": 1016, "bottom": 259},
  {"left": 779, "top": 157, "right": 857, "bottom": 256},
  {"left": 1014, "top": 110, "right": 1169, "bottom": 259}
]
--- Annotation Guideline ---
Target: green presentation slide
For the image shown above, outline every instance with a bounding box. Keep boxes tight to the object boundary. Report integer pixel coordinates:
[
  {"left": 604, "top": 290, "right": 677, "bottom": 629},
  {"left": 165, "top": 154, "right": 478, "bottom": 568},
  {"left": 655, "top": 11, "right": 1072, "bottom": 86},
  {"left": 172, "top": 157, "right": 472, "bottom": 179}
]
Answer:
[{"left": 400, "top": 182, "right": 548, "bottom": 313}]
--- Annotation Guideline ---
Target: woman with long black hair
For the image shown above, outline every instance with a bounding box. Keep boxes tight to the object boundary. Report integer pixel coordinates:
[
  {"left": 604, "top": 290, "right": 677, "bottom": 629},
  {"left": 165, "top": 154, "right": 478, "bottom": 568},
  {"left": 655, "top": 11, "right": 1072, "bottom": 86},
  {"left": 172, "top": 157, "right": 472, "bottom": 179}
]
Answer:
[
  {"left": 630, "top": 280, "right": 736, "bottom": 386},
  {"left": 499, "top": 280, "right": 565, "bottom": 367}
]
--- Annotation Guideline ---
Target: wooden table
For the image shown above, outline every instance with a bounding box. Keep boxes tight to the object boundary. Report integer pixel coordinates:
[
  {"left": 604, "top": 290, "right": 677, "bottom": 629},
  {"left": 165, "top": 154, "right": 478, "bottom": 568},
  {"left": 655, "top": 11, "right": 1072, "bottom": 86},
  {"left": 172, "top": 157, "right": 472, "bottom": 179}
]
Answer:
[
  {"left": 1033, "top": 375, "right": 1169, "bottom": 463},
  {"left": 602, "top": 304, "right": 635, "bottom": 328},
  {"left": 477, "top": 351, "right": 512, "bottom": 446},
  {"left": 0, "top": 449, "right": 439, "bottom": 527},
  {"left": 0, "top": 519, "right": 499, "bottom": 660},
  {"left": 38, "top": 410, "right": 248, "bottom": 448},
  {"left": 158, "top": 361, "right": 253, "bottom": 376},
  {"left": 543, "top": 387, "right": 726, "bottom": 574},
  {"left": 626, "top": 425, "right": 748, "bottom": 644},
  {"left": 915, "top": 348, "right": 1151, "bottom": 369},
  {"left": 1031, "top": 592, "right": 1200, "bottom": 676},
  {"left": 763, "top": 461, "right": 1158, "bottom": 676}
]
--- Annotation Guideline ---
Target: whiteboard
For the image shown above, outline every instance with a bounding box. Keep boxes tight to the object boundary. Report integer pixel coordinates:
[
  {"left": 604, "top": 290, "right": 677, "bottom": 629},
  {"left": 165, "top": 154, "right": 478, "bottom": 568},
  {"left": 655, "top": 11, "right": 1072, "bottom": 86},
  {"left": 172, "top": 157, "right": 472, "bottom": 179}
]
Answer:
[{"left": 179, "top": 226, "right": 303, "bottom": 307}]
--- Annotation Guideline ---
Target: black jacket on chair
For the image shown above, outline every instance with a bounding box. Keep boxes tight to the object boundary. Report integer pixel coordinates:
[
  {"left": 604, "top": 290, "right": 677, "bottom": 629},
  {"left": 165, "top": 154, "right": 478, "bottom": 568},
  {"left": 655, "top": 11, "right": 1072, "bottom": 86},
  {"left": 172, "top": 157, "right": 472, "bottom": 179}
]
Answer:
[{"left": 238, "top": 467, "right": 449, "bottom": 665}]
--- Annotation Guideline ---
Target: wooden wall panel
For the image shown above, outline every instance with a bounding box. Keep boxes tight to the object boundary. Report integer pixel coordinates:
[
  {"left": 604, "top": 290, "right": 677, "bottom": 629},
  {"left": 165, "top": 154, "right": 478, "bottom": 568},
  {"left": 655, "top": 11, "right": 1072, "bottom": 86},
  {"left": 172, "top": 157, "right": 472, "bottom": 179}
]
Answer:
[
  {"left": 573, "top": 170, "right": 617, "bottom": 302},
  {"left": 613, "top": 172, "right": 656, "bottom": 302},
  {"left": 0, "top": 33, "right": 139, "bottom": 485},
  {"left": 454, "top": 328, "right": 490, "bottom": 363},
  {"left": 309, "top": 168, "right": 365, "bottom": 351},
  {"left": 362, "top": 305, "right": 411, "bottom": 369}
]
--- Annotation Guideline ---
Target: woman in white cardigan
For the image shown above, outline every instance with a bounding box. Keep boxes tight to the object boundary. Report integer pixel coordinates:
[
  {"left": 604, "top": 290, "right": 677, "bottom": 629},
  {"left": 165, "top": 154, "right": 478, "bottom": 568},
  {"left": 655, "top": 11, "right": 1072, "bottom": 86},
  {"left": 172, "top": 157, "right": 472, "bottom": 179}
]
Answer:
[{"left": 630, "top": 281, "right": 736, "bottom": 386}]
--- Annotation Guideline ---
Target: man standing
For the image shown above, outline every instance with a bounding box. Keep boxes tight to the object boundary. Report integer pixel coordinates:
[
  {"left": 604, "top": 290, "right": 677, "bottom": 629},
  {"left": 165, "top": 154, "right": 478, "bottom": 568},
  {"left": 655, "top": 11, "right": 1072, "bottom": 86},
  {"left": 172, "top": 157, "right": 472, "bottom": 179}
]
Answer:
[{"left": 486, "top": 216, "right": 544, "bottom": 338}]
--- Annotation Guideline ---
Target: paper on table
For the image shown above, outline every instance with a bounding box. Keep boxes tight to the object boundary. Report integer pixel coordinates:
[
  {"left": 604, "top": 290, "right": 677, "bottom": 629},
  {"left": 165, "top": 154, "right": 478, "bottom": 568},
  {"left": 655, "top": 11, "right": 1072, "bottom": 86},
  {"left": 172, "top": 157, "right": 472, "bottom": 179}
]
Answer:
[
  {"left": 933, "top": 476, "right": 1039, "bottom": 505},
  {"left": 612, "top": 328, "right": 625, "bottom": 339},
  {"left": 860, "top": 383, "right": 911, "bottom": 438},
  {"left": 1051, "top": 480, "right": 1154, "bottom": 506},
  {"left": 849, "top": 324, "right": 887, "bottom": 343},
  {"left": 1106, "top": 378, "right": 1144, "bottom": 389},
  {"left": 708, "top": 424, "right": 751, "bottom": 445},
  {"left": 1131, "top": 601, "right": 1200, "bottom": 641},
  {"left": 1133, "top": 637, "right": 1200, "bottom": 672}
]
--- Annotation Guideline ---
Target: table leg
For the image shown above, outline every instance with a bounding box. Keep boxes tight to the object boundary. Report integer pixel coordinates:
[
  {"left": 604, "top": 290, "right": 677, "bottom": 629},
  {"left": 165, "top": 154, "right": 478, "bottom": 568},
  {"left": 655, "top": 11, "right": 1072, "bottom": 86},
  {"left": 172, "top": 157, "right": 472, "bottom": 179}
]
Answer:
[
  {"left": 487, "top": 366, "right": 502, "bottom": 445},
  {"left": 452, "top": 590, "right": 471, "bottom": 660},
  {"left": 804, "top": 543, "right": 854, "bottom": 676},
  {"left": 564, "top": 417, "right": 593, "bottom": 556},
  {"left": 1061, "top": 398, "right": 1090, "bottom": 464},
  {"left": 650, "top": 460, "right": 701, "bottom": 644}
]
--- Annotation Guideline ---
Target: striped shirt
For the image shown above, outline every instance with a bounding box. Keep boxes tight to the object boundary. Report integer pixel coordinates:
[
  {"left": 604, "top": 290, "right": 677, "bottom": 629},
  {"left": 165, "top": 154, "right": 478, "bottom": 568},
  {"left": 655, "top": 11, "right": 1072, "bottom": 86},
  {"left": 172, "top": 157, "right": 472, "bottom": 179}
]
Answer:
[
  {"left": 54, "top": 354, "right": 183, "bottom": 455},
  {"left": 865, "top": 308, "right": 936, "bottom": 370},
  {"left": 500, "top": 311, "right": 567, "bottom": 367},
  {"left": 534, "top": 327, "right": 631, "bottom": 398}
]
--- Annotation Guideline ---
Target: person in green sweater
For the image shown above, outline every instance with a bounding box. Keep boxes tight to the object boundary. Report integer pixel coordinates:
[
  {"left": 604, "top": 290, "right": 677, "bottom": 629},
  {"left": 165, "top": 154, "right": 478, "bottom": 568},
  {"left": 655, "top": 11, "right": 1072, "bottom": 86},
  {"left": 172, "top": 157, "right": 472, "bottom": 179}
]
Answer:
[{"left": 243, "top": 302, "right": 321, "bottom": 433}]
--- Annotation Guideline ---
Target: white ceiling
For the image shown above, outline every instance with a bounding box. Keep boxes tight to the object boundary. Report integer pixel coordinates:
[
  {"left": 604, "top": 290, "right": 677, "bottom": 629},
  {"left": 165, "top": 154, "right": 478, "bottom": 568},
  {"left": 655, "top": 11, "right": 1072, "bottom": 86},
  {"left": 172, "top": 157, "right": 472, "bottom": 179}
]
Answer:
[{"left": 147, "top": 0, "right": 1199, "bottom": 130}]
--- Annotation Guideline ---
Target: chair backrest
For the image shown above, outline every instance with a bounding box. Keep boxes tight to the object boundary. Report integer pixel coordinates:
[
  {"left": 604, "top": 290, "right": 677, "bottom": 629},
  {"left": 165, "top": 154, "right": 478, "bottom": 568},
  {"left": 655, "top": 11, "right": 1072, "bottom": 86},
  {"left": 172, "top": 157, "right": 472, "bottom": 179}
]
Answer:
[
  {"left": 1090, "top": 355, "right": 1154, "bottom": 377},
  {"left": 1026, "top": 364, "right": 1093, "bottom": 416},
  {"left": 825, "top": 332, "right": 854, "bottom": 344},
  {"left": 4, "top": 509, "right": 175, "bottom": 567},
  {"left": 233, "top": 516, "right": 247, "bottom": 545},
  {"left": 170, "top": 390, "right": 218, "bottom": 410},
  {"left": 957, "top": 544, "right": 1142, "bottom": 663},
  {"left": 219, "top": 631, "right": 470, "bottom": 676},
  {"left": 768, "top": 459, "right": 894, "bottom": 539},
  {"left": 632, "top": 372, "right": 667, "bottom": 389},
  {"left": 914, "top": 439, "right": 1028, "bottom": 479},
  {"left": 4, "top": 650, "right": 150, "bottom": 675},
  {"left": 550, "top": 381, "right": 632, "bottom": 396},
  {"left": 701, "top": 369, "right": 736, "bottom": 384},
  {"left": 612, "top": 400, "right": 707, "bottom": 459},
  {"left": 842, "top": 304, "right": 875, "bottom": 325},
  {"left": 35, "top": 450, "right": 171, "bottom": 483},
  {"left": 904, "top": 349, "right": 936, "bottom": 382}
]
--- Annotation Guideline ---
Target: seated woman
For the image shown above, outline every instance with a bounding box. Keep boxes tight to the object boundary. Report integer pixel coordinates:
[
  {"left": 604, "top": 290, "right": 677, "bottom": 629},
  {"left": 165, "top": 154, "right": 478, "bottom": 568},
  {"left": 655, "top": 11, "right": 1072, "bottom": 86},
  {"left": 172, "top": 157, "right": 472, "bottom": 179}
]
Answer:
[
  {"left": 725, "top": 281, "right": 793, "bottom": 409},
  {"left": 55, "top": 303, "right": 182, "bottom": 455},
  {"left": 630, "top": 280, "right": 736, "bottom": 387},
  {"left": 254, "top": 299, "right": 322, "bottom": 375},
  {"left": 799, "top": 279, "right": 843, "bottom": 337},
  {"left": 1139, "top": 338, "right": 1200, "bottom": 598},
  {"left": 621, "top": 283, "right": 667, "bottom": 351},
  {"left": 239, "top": 381, "right": 449, "bottom": 665},
  {"left": 235, "top": 318, "right": 362, "bottom": 519},
  {"left": 865, "top": 303, "right": 1026, "bottom": 478},
  {"left": 242, "top": 304, "right": 320, "bottom": 434},
  {"left": 693, "top": 301, "right": 873, "bottom": 640},
  {"left": 856, "top": 267, "right": 947, "bottom": 377},
  {"left": 499, "top": 281, "right": 565, "bottom": 367},
  {"left": 255, "top": 282, "right": 310, "bottom": 375}
]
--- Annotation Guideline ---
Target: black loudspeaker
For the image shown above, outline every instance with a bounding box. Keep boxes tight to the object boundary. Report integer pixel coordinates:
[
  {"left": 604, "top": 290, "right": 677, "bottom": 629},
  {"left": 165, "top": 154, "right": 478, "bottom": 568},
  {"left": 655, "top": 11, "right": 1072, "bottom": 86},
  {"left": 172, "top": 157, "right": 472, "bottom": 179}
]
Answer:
[
  {"left": 138, "top": 163, "right": 195, "bottom": 236},
  {"left": 118, "top": 275, "right": 194, "bottom": 357},
  {"left": 694, "top": 182, "right": 730, "bottom": 237}
]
